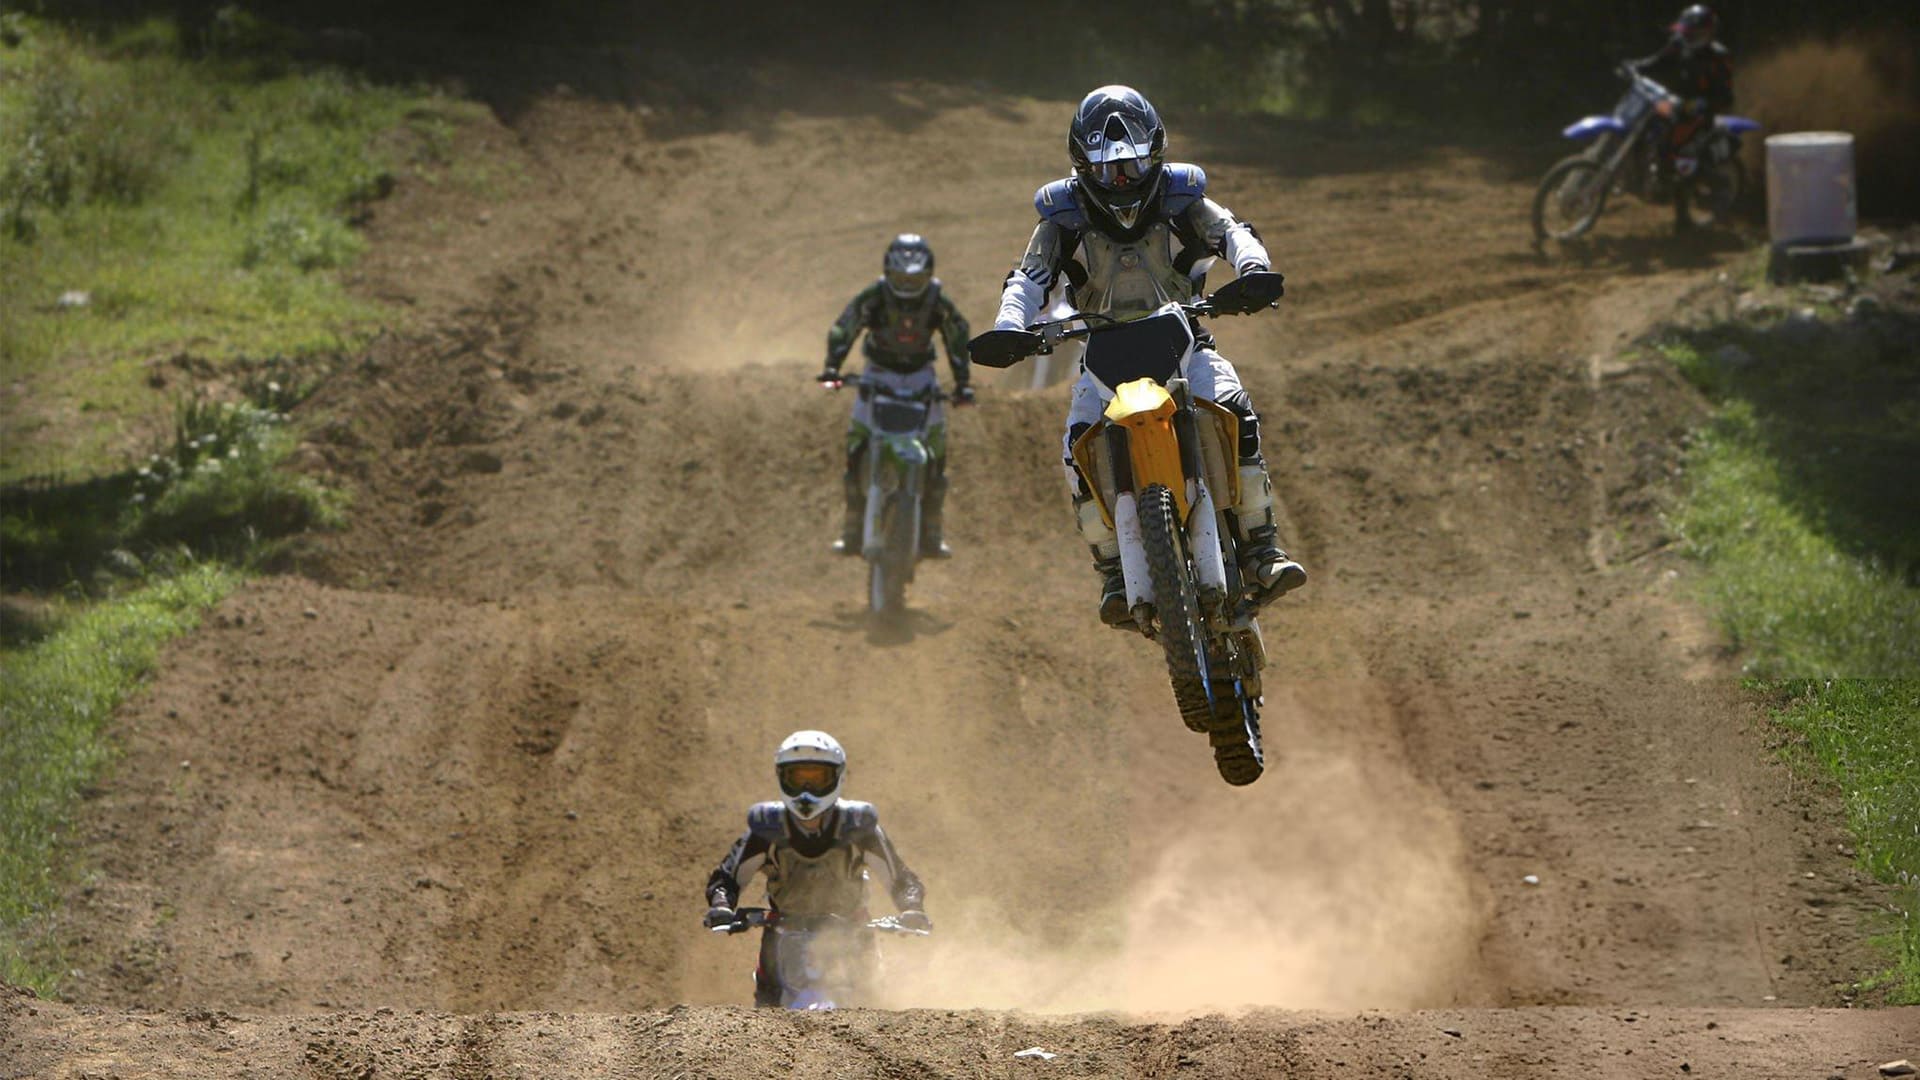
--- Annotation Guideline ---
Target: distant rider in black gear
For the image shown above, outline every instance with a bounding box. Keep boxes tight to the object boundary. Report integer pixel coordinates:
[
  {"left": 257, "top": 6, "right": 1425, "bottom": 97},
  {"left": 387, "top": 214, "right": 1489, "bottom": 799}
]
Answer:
[
  {"left": 1628, "top": 4, "right": 1734, "bottom": 233},
  {"left": 989, "top": 85, "right": 1306, "bottom": 627},
  {"left": 820, "top": 234, "right": 974, "bottom": 558}
]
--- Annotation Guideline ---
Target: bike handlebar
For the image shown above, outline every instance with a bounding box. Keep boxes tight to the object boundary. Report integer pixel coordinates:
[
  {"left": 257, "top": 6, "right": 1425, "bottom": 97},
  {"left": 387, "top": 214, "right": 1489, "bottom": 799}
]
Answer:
[
  {"left": 708, "top": 907, "right": 931, "bottom": 937},
  {"left": 818, "top": 377, "right": 949, "bottom": 404},
  {"left": 968, "top": 271, "right": 1284, "bottom": 368}
]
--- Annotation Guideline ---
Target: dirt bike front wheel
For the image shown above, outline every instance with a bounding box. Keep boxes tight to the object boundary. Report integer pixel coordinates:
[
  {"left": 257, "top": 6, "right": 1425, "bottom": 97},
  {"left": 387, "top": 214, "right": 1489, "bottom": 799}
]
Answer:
[
  {"left": 868, "top": 495, "right": 912, "bottom": 617},
  {"left": 1136, "top": 484, "right": 1215, "bottom": 732},
  {"left": 1533, "top": 156, "right": 1611, "bottom": 242}
]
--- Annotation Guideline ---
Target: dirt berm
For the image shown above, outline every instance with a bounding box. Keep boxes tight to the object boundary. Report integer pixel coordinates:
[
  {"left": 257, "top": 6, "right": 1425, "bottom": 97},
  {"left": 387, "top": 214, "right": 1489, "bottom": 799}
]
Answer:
[{"left": 7, "top": 67, "right": 1916, "bottom": 1077}]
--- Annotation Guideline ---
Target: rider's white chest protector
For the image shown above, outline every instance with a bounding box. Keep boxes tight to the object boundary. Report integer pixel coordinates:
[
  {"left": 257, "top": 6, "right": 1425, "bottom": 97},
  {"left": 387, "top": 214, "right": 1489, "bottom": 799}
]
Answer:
[
  {"left": 766, "top": 844, "right": 866, "bottom": 917},
  {"left": 1078, "top": 223, "right": 1196, "bottom": 318}
]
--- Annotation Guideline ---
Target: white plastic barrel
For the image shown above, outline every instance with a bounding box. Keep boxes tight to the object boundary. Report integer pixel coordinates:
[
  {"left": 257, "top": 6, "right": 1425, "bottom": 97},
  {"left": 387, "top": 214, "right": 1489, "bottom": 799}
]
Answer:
[{"left": 1766, "top": 132, "right": 1856, "bottom": 246}]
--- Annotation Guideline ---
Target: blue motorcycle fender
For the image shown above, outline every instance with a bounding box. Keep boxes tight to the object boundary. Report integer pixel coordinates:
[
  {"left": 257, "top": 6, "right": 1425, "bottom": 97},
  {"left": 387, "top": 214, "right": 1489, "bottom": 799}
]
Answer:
[
  {"left": 1716, "top": 115, "right": 1761, "bottom": 134},
  {"left": 1562, "top": 115, "right": 1626, "bottom": 140}
]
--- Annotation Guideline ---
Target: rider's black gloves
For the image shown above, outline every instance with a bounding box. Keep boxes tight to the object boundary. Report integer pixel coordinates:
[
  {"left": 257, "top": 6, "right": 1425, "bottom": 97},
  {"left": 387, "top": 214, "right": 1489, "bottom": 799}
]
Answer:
[
  {"left": 703, "top": 904, "right": 736, "bottom": 929},
  {"left": 1212, "top": 270, "right": 1286, "bottom": 315},
  {"left": 897, "top": 909, "right": 932, "bottom": 932},
  {"left": 952, "top": 385, "right": 976, "bottom": 406},
  {"left": 816, "top": 367, "right": 842, "bottom": 385}
]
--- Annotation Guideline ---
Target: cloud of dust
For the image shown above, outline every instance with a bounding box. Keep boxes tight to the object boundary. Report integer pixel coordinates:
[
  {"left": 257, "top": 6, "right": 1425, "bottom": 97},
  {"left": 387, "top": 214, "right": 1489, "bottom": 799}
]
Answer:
[
  {"left": 873, "top": 750, "right": 1485, "bottom": 1016},
  {"left": 1738, "top": 34, "right": 1920, "bottom": 217}
]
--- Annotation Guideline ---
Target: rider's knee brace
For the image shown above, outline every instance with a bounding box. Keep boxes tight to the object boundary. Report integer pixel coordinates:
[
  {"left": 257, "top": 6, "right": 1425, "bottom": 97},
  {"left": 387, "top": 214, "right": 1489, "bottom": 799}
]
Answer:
[{"left": 1211, "top": 387, "right": 1263, "bottom": 464}]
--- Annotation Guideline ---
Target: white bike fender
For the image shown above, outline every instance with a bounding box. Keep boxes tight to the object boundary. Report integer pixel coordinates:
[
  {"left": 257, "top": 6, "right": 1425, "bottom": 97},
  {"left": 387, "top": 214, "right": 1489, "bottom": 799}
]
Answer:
[
  {"left": 1188, "top": 482, "right": 1228, "bottom": 593},
  {"left": 1114, "top": 491, "right": 1152, "bottom": 609}
]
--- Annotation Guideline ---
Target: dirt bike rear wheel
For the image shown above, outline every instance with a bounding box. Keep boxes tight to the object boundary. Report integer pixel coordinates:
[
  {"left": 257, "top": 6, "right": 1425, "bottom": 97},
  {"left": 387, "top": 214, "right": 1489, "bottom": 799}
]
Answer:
[
  {"left": 1137, "top": 484, "right": 1218, "bottom": 734},
  {"left": 1682, "top": 158, "right": 1743, "bottom": 228},
  {"left": 1210, "top": 692, "right": 1265, "bottom": 786},
  {"left": 1533, "top": 156, "right": 1610, "bottom": 242}
]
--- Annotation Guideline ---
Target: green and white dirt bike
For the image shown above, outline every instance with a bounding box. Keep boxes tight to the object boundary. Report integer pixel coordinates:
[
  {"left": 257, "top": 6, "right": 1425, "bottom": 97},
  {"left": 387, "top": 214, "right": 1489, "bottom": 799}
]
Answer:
[{"left": 829, "top": 377, "right": 948, "bottom": 617}]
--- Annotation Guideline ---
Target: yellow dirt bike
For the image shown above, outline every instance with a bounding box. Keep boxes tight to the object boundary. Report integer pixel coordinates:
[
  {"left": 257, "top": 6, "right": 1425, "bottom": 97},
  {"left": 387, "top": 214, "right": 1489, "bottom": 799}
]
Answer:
[{"left": 970, "top": 274, "right": 1285, "bottom": 785}]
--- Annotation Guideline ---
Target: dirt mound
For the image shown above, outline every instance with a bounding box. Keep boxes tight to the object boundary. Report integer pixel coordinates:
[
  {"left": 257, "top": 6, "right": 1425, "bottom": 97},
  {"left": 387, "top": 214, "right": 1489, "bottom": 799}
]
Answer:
[
  {"left": 9, "top": 992, "right": 1919, "bottom": 1079},
  {"left": 15, "top": 65, "right": 1913, "bottom": 1070},
  {"left": 1738, "top": 34, "right": 1920, "bottom": 217}
]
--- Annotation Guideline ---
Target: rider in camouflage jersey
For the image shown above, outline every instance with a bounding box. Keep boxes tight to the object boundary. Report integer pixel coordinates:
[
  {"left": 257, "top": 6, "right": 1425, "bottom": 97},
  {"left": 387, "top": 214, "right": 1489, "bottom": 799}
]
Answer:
[{"left": 820, "top": 234, "right": 974, "bottom": 557}]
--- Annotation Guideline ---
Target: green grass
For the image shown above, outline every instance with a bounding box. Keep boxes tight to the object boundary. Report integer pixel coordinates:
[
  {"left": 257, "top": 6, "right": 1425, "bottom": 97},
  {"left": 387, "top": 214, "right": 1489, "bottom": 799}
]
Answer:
[
  {"left": 0, "top": 13, "right": 407, "bottom": 991},
  {"left": 1767, "top": 679, "right": 1920, "bottom": 1001},
  {"left": 1661, "top": 307, "right": 1920, "bottom": 1002},
  {"left": 0, "top": 14, "right": 478, "bottom": 481},
  {"left": 1674, "top": 399, "right": 1919, "bottom": 678},
  {"left": 0, "top": 563, "right": 241, "bottom": 993},
  {"left": 2, "top": 395, "right": 344, "bottom": 590}
]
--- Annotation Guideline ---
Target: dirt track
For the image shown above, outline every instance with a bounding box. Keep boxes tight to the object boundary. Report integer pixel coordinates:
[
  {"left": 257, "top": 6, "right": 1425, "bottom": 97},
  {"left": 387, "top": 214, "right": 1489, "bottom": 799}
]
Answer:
[{"left": 7, "top": 67, "right": 1916, "bottom": 1076}]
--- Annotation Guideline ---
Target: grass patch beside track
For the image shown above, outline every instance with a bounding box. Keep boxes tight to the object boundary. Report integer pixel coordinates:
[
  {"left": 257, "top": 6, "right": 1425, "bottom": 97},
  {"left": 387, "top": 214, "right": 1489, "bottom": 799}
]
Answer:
[
  {"left": 1660, "top": 298, "right": 1920, "bottom": 1002},
  {"left": 1, "top": 10, "right": 444, "bottom": 993},
  {"left": 0, "top": 12, "right": 477, "bottom": 481},
  {"left": 1, "top": 563, "right": 239, "bottom": 992}
]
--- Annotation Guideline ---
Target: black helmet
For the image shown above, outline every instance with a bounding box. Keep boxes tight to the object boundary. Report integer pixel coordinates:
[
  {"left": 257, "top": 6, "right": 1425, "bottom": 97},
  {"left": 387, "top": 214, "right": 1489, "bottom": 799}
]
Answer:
[
  {"left": 883, "top": 233, "right": 933, "bottom": 299},
  {"left": 1672, "top": 4, "right": 1716, "bottom": 53},
  {"left": 1068, "top": 85, "right": 1167, "bottom": 230}
]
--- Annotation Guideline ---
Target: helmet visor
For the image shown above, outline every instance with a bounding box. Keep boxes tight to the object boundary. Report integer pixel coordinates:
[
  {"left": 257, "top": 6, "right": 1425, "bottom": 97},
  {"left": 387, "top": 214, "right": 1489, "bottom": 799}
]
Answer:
[
  {"left": 779, "top": 761, "right": 840, "bottom": 798},
  {"left": 1090, "top": 155, "right": 1150, "bottom": 191},
  {"left": 885, "top": 267, "right": 931, "bottom": 297}
]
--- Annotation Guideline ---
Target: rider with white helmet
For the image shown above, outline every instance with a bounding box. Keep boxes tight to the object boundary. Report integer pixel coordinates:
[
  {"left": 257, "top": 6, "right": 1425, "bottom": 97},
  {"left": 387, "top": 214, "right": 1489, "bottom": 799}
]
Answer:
[{"left": 703, "top": 730, "right": 928, "bottom": 1007}]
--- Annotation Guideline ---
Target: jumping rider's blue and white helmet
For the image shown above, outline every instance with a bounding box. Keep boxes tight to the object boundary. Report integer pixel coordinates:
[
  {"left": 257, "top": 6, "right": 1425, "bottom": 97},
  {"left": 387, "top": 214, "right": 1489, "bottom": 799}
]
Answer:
[{"left": 1068, "top": 85, "right": 1168, "bottom": 230}]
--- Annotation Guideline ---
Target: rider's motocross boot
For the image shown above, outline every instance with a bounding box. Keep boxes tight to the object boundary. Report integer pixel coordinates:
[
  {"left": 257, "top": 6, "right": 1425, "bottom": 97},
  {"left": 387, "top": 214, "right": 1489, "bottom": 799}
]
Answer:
[
  {"left": 1075, "top": 492, "right": 1133, "bottom": 628},
  {"left": 919, "top": 463, "right": 953, "bottom": 559},
  {"left": 1234, "top": 462, "right": 1307, "bottom": 604},
  {"left": 831, "top": 466, "right": 864, "bottom": 556}
]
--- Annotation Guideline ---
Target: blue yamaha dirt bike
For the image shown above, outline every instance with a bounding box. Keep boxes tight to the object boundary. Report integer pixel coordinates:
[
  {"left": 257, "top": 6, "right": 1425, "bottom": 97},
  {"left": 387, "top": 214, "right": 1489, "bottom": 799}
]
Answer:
[{"left": 1533, "top": 66, "right": 1760, "bottom": 241}]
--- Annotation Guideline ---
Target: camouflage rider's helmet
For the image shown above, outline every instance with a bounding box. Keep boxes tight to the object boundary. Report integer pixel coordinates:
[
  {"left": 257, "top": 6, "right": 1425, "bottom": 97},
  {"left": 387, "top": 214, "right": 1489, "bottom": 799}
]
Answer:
[
  {"left": 1068, "top": 85, "right": 1167, "bottom": 230},
  {"left": 883, "top": 234, "right": 934, "bottom": 299}
]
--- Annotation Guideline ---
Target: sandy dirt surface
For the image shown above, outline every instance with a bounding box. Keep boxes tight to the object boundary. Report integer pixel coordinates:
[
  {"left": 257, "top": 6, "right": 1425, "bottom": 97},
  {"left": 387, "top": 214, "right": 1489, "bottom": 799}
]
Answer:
[{"left": 7, "top": 64, "right": 1915, "bottom": 1077}]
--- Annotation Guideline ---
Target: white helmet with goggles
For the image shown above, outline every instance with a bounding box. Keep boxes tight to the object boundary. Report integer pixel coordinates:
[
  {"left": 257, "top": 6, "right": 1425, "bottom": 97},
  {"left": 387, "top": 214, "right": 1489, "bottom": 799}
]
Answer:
[{"left": 774, "top": 729, "right": 846, "bottom": 822}]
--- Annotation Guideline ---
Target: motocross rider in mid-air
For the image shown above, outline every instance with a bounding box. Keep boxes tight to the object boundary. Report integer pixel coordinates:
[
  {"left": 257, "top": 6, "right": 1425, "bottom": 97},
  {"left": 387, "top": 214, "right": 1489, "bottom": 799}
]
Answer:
[
  {"left": 992, "top": 85, "right": 1306, "bottom": 627},
  {"left": 703, "top": 730, "right": 929, "bottom": 1008},
  {"left": 821, "top": 234, "right": 974, "bottom": 558},
  {"left": 1628, "top": 4, "right": 1734, "bottom": 233}
]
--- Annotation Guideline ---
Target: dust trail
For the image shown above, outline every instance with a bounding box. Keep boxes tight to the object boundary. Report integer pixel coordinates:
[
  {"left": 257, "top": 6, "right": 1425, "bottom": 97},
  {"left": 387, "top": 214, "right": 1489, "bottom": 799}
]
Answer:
[
  {"left": 1738, "top": 34, "right": 1920, "bottom": 216},
  {"left": 872, "top": 684, "right": 1487, "bottom": 1015}
]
